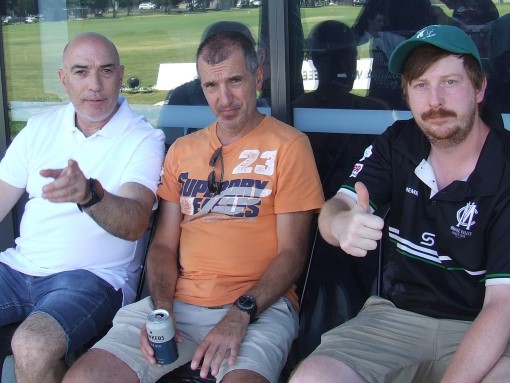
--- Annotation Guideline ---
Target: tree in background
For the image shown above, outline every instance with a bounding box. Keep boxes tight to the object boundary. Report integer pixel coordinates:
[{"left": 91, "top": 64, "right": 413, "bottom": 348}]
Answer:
[{"left": 2, "top": 0, "right": 39, "bottom": 16}]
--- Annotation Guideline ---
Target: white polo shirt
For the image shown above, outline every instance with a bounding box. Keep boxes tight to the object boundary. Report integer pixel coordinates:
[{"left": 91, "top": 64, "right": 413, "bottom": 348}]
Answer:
[{"left": 0, "top": 97, "right": 165, "bottom": 297}]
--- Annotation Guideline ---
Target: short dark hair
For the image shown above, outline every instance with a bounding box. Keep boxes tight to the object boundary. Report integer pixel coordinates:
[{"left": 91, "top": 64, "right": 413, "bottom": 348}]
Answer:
[
  {"left": 401, "top": 45, "right": 485, "bottom": 100},
  {"left": 196, "top": 31, "right": 259, "bottom": 77}
]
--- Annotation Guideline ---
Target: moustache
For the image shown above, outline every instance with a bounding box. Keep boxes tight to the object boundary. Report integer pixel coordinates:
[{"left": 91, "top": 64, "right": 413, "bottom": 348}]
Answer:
[
  {"left": 422, "top": 109, "right": 456, "bottom": 120},
  {"left": 217, "top": 103, "right": 240, "bottom": 112}
]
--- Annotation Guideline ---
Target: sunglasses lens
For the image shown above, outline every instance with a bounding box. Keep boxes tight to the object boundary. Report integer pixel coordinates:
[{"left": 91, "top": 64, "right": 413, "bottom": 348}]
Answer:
[
  {"left": 208, "top": 147, "right": 223, "bottom": 194},
  {"left": 209, "top": 147, "right": 222, "bottom": 167},
  {"left": 208, "top": 170, "right": 217, "bottom": 193}
]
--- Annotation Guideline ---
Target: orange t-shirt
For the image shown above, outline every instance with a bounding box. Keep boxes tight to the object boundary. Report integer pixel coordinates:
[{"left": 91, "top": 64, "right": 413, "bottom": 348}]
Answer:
[{"left": 158, "top": 116, "right": 324, "bottom": 309}]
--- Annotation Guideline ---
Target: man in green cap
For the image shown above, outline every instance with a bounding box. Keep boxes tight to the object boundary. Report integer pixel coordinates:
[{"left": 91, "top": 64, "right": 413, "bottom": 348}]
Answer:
[{"left": 290, "top": 24, "right": 510, "bottom": 382}]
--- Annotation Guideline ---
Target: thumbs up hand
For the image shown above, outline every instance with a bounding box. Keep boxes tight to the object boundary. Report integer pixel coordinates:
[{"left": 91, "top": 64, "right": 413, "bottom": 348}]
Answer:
[
  {"left": 330, "top": 181, "right": 384, "bottom": 257},
  {"left": 354, "top": 180, "right": 371, "bottom": 212}
]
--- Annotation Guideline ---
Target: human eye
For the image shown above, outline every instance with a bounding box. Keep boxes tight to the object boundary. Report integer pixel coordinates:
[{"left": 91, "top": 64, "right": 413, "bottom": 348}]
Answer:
[
  {"left": 73, "top": 69, "right": 87, "bottom": 77},
  {"left": 444, "top": 79, "right": 457, "bottom": 87},
  {"left": 70, "top": 65, "right": 88, "bottom": 77},
  {"left": 98, "top": 64, "right": 116, "bottom": 76},
  {"left": 101, "top": 68, "right": 114, "bottom": 77},
  {"left": 202, "top": 82, "right": 217, "bottom": 93},
  {"left": 412, "top": 82, "right": 427, "bottom": 91},
  {"left": 229, "top": 77, "right": 243, "bottom": 87}
]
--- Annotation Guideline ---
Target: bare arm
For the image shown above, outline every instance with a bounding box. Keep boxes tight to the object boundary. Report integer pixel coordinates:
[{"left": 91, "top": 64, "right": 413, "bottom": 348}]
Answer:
[
  {"left": 40, "top": 159, "right": 155, "bottom": 241},
  {"left": 441, "top": 284, "right": 510, "bottom": 383},
  {"left": 140, "top": 199, "right": 183, "bottom": 364},
  {"left": 83, "top": 182, "right": 155, "bottom": 241},
  {"left": 191, "top": 210, "right": 313, "bottom": 378},
  {"left": 246, "top": 210, "right": 312, "bottom": 313},
  {"left": 0, "top": 179, "right": 25, "bottom": 223},
  {"left": 146, "top": 200, "right": 182, "bottom": 311},
  {"left": 318, "top": 181, "right": 384, "bottom": 257}
]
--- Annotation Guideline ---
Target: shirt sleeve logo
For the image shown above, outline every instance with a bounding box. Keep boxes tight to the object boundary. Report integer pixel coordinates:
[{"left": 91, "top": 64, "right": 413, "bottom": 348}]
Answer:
[
  {"left": 350, "top": 163, "right": 364, "bottom": 178},
  {"left": 359, "top": 145, "right": 373, "bottom": 162}
]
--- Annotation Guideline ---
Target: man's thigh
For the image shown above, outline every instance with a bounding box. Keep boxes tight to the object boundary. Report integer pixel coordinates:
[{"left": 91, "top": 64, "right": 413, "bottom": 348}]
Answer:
[
  {"left": 174, "top": 297, "right": 299, "bottom": 383},
  {"left": 216, "top": 297, "right": 299, "bottom": 383},
  {"left": 0, "top": 263, "right": 122, "bottom": 354},
  {"left": 0, "top": 262, "right": 33, "bottom": 324},
  {"left": 34, "top": 269, "right": 122, "bottom": 354},
  {"left": 93, "top": 297, "right": 198, "bottom": 382},
  {"left": 310, "top": 296, "right": 467, "bottom": 383},
  {"left": 93, "top": 297, "right": 298, "bottom": 383}
]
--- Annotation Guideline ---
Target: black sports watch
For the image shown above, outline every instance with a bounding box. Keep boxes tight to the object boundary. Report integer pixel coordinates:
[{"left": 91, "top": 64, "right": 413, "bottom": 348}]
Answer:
[
  {"left": 77, "top": 178, "right": 104, "bottom": 212},
  {"left": 234, "top": 295, "right": 258, "bottom": 324}
]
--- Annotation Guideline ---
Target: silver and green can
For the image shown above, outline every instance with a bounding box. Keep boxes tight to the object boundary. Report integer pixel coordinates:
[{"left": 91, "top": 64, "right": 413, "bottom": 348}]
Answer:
[{"left": 146, "top": 309, "right": 179, "bottom": 365}]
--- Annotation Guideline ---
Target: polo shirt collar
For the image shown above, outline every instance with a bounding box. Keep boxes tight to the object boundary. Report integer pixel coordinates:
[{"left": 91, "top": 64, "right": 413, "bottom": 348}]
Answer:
[{"left": 395, "top": 107, "right": 507, "bottom": 199}]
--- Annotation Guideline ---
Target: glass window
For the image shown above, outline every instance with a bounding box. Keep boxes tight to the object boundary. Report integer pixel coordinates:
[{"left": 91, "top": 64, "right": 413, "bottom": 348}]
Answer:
[
  {"left": 2, "top": 0, "right": 269, "bottom": 144},
  {"left": 3, "top": 1, "right": 510, "bottom": 139},
  {"left": 2, "top": 0, "right": 510, "bottom": 236},
  {"left": 292, "top": 0, "right": 510, "bottom": 198}
]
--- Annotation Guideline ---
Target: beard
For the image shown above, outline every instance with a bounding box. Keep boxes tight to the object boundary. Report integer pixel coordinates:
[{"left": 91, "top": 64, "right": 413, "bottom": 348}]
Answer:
[
  {"left": 75, "top": 101, "right": 119, "bottom": 125},
  {"left": 418, "top": 103, "right": 477, "bottom": 149}
]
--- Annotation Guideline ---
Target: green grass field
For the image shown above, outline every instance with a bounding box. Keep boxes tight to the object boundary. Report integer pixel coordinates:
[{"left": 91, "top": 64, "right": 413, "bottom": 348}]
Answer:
[
  {"left": 1, "top": 5, "right": 370, "bottom": 105},
  {"left": 3, "top": 3, "right": 510, "bottom": 106}
]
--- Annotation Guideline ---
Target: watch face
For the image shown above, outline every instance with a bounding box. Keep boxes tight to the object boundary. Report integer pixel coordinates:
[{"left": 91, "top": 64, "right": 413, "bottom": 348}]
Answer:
[
  {"left": 238, "top": 295, "right": 255, "bottom": 309},
  {"left": 236, "top": 295, "right": 257, "bottom": 323}
]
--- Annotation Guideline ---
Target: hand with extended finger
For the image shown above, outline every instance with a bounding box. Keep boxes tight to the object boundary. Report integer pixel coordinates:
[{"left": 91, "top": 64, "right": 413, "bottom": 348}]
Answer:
[
  {"left": 334, "top": 182, "right": 384, "bottom": 257},
  {"left": 40, "top": 159, "right": 90, "bottom": 204},
  {"left": 190, "top": 307, "right": 249, "bottom": 378}
]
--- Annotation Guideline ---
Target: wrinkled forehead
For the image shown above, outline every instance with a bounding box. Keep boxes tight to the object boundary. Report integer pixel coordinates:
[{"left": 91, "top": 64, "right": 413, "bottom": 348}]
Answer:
[{"left": 198, "top": 48, "right": 247, "bottom": 78}]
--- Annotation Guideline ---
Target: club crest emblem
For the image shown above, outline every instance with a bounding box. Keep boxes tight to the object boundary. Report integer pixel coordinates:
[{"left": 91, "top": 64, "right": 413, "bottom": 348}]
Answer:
[
  {"left": 416, "top": 26, "right": 437, "bottom": 40},
  {"left": 451, "top": 202, "right": 477, "bottom": 238}
]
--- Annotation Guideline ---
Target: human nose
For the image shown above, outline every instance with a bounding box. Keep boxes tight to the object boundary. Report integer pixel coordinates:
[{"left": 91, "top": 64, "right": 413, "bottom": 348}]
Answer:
[
  {"left": 428, "top": 84, "right": 444, "bottom": 108},
  {"left": 88, "top": 71, "right": 102, "bottom": 92},
  {"left": 217, "top": 84, "right": 233, "bottom": 106}
]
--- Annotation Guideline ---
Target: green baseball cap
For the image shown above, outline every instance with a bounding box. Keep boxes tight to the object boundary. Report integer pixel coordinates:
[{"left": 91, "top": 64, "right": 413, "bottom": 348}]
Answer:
[{"left": 388, "top": 25, "right": 482, "bottom": 75}]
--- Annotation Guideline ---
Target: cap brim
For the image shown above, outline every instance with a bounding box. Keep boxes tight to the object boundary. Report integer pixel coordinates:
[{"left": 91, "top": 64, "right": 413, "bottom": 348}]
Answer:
[{"left": 388, "top": 39, "right": 480, "bottom": 75}]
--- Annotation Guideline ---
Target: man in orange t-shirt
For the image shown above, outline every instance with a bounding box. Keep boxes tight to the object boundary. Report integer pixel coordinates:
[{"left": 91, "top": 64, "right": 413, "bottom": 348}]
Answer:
[{"left": 64, "top": 30, "right": 323, "bottom": 383}]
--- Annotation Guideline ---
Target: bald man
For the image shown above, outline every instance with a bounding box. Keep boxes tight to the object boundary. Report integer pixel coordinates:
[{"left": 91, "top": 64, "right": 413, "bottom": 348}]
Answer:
[{"left": 0, "top": 32, "right": 165, "bottom": 382}]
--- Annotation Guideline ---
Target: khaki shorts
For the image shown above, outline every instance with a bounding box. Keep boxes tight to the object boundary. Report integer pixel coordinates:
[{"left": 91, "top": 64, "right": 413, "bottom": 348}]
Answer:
[
  {"left": 93, "top": 296, "right": 298, "bottom": 383},
  {"left": 312, "top": 296, "right": 510, "bottom": 383}
]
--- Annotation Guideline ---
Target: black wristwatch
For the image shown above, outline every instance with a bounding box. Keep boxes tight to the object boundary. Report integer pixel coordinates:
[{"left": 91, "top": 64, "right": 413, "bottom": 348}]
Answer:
[
  {"left": 235, "top": 295, "right": 258, "bottom": 324},
  {"left": 77, "top": 178, "right": 104, "bottom": 212}
]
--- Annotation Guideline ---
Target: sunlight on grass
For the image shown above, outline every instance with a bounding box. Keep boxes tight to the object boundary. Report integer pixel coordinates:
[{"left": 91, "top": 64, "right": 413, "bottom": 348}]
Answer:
[
  {"left": 3, "top": 3, "right": 509, "bottom": 107},
  {"left": 4, "top": 6, "right": 365, "bottom": 105}
]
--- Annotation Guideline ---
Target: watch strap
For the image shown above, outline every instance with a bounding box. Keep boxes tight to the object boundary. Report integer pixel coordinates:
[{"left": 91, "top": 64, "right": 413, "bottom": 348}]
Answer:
[
  {"left": 77, "top": 178, "right": 104, "bottom": 212},
  {"left": 235, "top": 295, "right": 258, "bottom": 324}
]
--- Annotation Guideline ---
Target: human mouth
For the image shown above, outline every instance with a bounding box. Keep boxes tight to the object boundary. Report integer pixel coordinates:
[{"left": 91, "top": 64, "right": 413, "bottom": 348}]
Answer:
[
  {"left": 218, "top": 106, "right": 238, "bottom": 118},
  {"left": 87, "top": 99, "right": 105, "bottom": 103}
]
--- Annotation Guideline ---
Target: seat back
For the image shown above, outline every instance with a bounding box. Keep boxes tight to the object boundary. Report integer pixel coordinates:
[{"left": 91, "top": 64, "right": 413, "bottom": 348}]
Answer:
[{"left": 122, "top": 221, "right": 155, "bottom": 306}]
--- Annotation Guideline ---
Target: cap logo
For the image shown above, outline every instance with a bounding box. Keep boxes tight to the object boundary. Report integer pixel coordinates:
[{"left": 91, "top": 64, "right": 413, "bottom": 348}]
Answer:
[{"left": 416, "top": 27, "right": 437, "bottom": 40}]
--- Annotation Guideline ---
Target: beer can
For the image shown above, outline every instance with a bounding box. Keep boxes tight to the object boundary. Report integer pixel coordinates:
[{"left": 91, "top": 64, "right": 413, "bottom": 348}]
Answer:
[{"left": 146, "top": 309, "right": 179, "bottom": 365}]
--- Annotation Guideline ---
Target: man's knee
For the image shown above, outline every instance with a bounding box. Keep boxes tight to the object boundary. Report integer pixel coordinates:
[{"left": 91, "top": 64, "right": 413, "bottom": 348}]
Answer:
[
  {"left": 221, "top": 369, "right": 269, "bottom": 383},
  {"left": 289, "top": 356, "right": 324, "bottom": 383},
  {"left": 64, "top": 348, "right": 139, "bottom": 383},
  {"left": 290, "top": 355, "right": 367, "bottom": 383},
  {"left": 11, "top": 313, "right": 66, "bottom": 366}
]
